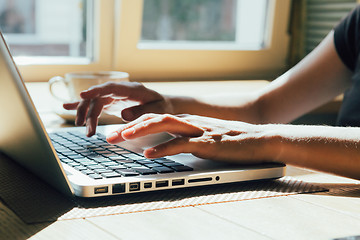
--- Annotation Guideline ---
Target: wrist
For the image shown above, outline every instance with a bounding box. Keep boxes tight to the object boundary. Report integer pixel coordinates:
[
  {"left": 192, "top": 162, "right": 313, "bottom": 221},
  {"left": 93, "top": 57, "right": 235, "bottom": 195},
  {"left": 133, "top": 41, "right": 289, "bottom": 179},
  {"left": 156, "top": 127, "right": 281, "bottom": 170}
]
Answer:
[
  {"left": 167, "top": 95, "right": 196, "bottom": 115},
  {"left": 260, "top": 124, "right": 286, "bottom": 163}
]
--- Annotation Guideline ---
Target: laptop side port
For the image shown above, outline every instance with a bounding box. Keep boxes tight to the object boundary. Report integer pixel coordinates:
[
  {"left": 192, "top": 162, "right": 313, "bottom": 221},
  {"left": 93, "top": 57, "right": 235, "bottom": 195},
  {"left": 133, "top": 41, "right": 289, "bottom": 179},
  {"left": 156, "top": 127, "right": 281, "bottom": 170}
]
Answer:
[
  {"left": 172, "top": 179, "right": 185, "bottom": 186},
  {"left": 129, "top": 182, "right": 140, "bottom": 192},
  {"left": 94, "top": 186, "right": 109, "bottom": 194},
  {"left": 156, "top": 180, "right": 169, "bottom": 188},
  {"left": 188, "top": 177, "right": 213, "bottom": 183},
  {"left": 144, "top": 182, "right": 152, "bottom": 189},
  {"left": 112, "top": 183, "right": 126, "bottom": 194}
]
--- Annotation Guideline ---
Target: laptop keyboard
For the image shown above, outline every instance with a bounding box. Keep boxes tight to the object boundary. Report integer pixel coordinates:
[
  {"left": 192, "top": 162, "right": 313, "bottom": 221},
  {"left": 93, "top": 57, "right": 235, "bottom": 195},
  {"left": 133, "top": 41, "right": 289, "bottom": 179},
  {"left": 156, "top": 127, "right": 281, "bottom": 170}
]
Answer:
[{"left": 49, "top": 131, "right": 193, "bottom": 180}]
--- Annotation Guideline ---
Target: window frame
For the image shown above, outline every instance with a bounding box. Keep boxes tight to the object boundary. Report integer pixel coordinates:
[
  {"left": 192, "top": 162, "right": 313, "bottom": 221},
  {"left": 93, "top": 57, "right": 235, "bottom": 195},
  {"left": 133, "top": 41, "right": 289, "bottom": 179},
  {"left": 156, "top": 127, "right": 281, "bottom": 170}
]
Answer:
[
  {"left": 113, "top": 0, "right": 292, "bottom": 81},
  {"left": 18, "top": 0, "right": 115, "bottom": 82},
  {"left": 18, "top": 0, "right": 292, "bottom": 82}
]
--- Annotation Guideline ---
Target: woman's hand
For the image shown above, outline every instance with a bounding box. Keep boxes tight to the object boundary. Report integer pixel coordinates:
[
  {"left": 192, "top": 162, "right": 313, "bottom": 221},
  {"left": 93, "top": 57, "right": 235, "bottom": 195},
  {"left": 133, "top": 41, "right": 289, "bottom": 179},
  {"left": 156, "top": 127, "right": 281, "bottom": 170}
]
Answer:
[
  {"left": 63, "top": 82, "right": 174, "bottom": 136},
  {"left": 106, "top": 113, "right": 278, "bottom": 164}
]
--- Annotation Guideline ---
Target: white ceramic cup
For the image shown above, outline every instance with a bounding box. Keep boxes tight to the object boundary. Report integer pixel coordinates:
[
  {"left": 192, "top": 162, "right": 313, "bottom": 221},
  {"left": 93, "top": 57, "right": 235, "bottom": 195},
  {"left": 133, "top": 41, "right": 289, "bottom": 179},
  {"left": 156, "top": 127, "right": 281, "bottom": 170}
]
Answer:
[{"left": 49, "top": 71, "right": 129, "bottom": 102}]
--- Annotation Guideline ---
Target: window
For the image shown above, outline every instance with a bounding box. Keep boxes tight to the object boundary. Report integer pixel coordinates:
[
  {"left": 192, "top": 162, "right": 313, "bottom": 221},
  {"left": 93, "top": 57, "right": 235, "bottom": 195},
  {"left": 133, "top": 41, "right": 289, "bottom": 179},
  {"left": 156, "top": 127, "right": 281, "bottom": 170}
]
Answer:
[
  {"left": 0, "top": 0, "right": 292, "bottom": 82},
  {"left": 113, "top": 0, "right": 291, "bottom": 81},
  {"left": 1, "top": 0, "right": 90, "bottom": 59},
  {"left": 0, "top": 0, "right": 114, "bottom": 82},
  {"left": 140, "top": 0, "right": 268, "bottom": 50},
  {"left": 304, "top": 0, "right": 357, "bottom": 54}
]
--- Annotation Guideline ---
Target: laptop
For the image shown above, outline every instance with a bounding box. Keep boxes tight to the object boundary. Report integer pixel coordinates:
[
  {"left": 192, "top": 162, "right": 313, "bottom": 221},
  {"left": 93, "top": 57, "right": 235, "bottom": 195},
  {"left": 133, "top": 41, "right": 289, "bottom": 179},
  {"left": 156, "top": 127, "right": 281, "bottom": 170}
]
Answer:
[{"left": 0, "top": 33, "right": 285, "bottom": 198}]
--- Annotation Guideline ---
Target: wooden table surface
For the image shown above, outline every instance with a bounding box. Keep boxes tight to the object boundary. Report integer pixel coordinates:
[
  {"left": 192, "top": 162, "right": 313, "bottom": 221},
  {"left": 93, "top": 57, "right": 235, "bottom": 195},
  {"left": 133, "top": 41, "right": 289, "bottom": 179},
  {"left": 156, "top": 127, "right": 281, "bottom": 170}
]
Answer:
[{"left": 1, "top": 81, "right": 359, "bottom": 240}]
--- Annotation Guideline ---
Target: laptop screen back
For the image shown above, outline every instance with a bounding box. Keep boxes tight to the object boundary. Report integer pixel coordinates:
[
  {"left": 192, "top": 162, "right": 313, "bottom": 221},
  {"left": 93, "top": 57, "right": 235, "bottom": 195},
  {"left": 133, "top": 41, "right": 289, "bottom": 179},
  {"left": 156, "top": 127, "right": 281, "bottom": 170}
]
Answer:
[{"left": 0, "top": 33, "right": 73, "bottom": 196}]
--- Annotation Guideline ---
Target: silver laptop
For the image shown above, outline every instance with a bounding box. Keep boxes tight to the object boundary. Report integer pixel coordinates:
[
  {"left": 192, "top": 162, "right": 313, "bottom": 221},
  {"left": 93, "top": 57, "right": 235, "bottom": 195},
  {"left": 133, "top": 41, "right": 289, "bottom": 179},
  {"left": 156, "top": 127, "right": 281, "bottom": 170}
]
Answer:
[{"left": 0, "top": 33, "right": 285, "bottom": 198}]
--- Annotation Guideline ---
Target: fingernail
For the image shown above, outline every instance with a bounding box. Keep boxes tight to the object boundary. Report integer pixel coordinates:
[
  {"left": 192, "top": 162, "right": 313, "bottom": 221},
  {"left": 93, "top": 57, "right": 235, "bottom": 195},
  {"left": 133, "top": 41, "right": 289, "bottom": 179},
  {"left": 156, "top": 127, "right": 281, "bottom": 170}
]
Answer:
[
  {"left": 80, "top": 90, "right": 90, "bottom": 98},
  {"left": 144, "top": 148, "right": 157, "bottom": 158},
  {"left": 121, "top": 109, "right": 133, "bottom": 121},
  {"left": 107, "top": 132, "right": 119, "bottom": 142},
  {"left": 75, "top": 118, "right": 81, "bottom": 126},
  {"left": 86, "top": 122, "right": 93, "bottom": 136}
]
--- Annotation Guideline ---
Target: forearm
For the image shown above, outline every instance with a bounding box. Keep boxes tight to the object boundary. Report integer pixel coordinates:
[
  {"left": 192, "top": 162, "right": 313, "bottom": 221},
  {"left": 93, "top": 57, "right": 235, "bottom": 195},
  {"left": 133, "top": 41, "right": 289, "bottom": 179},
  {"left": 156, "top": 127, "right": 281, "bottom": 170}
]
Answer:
[
  {"left": 265, "top": 124, "right": 360, "bottom": 179},
  {"left": 168, "top": 93, "right": 262, "bottom": 123},
  {"left": 254, "top": 32, "right": 352, "bottom": 124}
]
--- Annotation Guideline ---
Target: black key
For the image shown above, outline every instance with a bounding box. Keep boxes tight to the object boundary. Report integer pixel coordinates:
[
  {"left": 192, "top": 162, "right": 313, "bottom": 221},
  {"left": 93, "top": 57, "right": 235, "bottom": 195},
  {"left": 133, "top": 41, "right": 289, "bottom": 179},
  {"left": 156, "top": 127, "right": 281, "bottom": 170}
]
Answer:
[
  {"left": 75, "top": 149, "right": 93, "bottom": 154},
  {"left": 67, "top": 135, "right": 82, "bottom": 139},
  {"left": 88, "top": 165, "right": 107, "bottom": 170},
  {"left": 133, "top": 168, "right": 157, "bottom": 175},
  {"left": 68, "top": 162, "right": 81, "bottom": 167},
  {"left": 90, "top": 142, "right": 109, "bottom": 147},
  {"left": 102, "top": 172, "right": 122, "bottom": 178},
  {"left": 117, "top": 170, "right": 140, "bottom": 177},
  {"left": 57, "top": 150, "right": 73, "bottom": 155},
  {"left": 66, "top": 154, "right": 84, "bottom": 159},
  {"left": 86, "top": 153, "right": 103, "bottom": 159},
  {"left": 122, "top": 153, "right": 146, "bottom": 160},
  {"left": 154, "top": 158, "right": 175, "bottom": 164},
  {"left": 92, "top": 157, "right": 108, "bottom": 162},
  {"left": 163, "top": 162, "right": 184, "bottom": 167},
  {"left": 143, "top": 163, "right": 163, "bottom": 168},
  {"left": 78, "top": 142, "right": 93, "bottom": 147},
  {"left": 109, "top": 156, "right": 128, "bottom": 160},
  {"left": 123, "top": 163, "right": 143, "bottom": 168},
  {"left": 95, "top": 150, "right": 112, "bottom": 154},
  {"left": 72, "top": 156, "right": 92, "bottom": 161},
  {"left": 59, "top": 158, "right": 72, "bottom": 163},
  {"left": 108, "top": 165, "right": 127, "bottom": 170},
  {"left": 152, "top": 166, "right": 175, "bottom": 173},
  {"left": 70, "top": 146, "right": 85, "bottom": 151},
  {"left": 57, "top": 140, "right": 72, "bottom": 145},
  {"left": 88, "top": 173, "right": 103, "bottom": 179},
  {"left": 88, "top": 147, "right": 104, "bottom": 151},
  {"left": 137, "top": 160, "right": 155, "bottom": 164},
  {"left": 113, "top": 149, "right": 131, "bottom": 154},
  {"left": 102, "top": 153, "right": 119, "bottom": 158},
  {"left": 63, "top": 159, "right": 76, "bottom": 164},
  {"left": 102, "top": 162, "right": 119, "bottom": 167},
  {"left": 171, "top": 165, "right": 194, "bottom": 172},
  {"left": 80, "top": 160, "right": 98, "bottom": 166},
  {"left": 54, "top": 146, "right": 68, "bottom": 151},
  {"left": 81, "top": 152, "right": 101, "bottom": 157},
  {"left": 57, "top": 154, "right": 67, "bottom": 159},
  {"left": 81, "top": 169, "right": 95, "bottom": 175},
  {"left": 114, "top": 159, "right": 135, "bottom": 163},
  {"left": 76, "top": 158, "right": 95, "bottom": 163},
  {"left": 87, "top": 140, "right": 104, "bottom": 145},
  {"left": 95, "top": 169, "right": 114, "bottom": 174},
  {"left": 74, "top": 166, "right": 88, "bottom": 171},
  {"left": 103, "top": 146, "right": 120, "bottom": 150}
]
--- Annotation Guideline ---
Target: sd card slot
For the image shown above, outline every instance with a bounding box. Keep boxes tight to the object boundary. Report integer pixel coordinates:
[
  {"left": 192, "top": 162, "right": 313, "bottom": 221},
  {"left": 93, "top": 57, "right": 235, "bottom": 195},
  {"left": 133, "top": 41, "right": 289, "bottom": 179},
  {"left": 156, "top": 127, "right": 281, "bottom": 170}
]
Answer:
[{"left": 188, "top": 177, "right": 212, "bottom": 183}]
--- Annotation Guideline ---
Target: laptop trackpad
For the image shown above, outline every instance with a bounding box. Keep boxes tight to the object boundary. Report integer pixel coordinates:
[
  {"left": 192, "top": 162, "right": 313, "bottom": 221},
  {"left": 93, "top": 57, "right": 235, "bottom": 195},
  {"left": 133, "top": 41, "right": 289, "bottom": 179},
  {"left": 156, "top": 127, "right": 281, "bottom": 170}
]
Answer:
[{"left": 169, "top": 154, "right": 284, "bottom": 171}]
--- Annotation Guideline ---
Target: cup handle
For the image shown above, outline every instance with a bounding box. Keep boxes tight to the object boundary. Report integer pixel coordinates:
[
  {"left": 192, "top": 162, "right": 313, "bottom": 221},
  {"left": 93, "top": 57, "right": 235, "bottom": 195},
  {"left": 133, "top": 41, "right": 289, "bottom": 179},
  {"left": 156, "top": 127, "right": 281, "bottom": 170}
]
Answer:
[{"left": 49, "top": 76, "right": 69, "bottom": 102}]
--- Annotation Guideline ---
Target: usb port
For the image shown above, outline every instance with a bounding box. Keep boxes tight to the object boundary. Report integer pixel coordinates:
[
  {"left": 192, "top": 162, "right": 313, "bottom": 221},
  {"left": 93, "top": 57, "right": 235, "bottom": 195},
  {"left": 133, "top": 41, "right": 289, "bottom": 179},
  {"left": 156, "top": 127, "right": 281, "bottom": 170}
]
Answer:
[
  {"left": 172, "top": 179, "right": 185, "bottom": 186},
  {"left": 156, "top": 180, "right": 169, "bottom": 188},
  {"left": 144, "top": 182, "right": 152, "bottom": 189},
  {"left": 94, "top": 186, "right": 108, "bottom": 194},
  {"left": 129, "top": 182, "right": 140, "bottom": 191}
]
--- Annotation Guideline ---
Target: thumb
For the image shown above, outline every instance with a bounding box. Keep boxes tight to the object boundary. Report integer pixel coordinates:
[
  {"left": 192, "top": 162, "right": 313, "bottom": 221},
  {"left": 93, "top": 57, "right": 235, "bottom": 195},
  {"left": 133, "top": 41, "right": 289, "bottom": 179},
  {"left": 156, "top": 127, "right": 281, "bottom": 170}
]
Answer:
[
  {"left": 121, "top": 101, "right": 170, "bottom": 121},
  {"left": 121, "top": 105, "right": 149, "bottom": 121}
]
